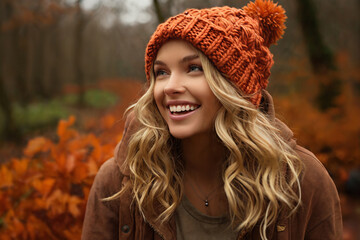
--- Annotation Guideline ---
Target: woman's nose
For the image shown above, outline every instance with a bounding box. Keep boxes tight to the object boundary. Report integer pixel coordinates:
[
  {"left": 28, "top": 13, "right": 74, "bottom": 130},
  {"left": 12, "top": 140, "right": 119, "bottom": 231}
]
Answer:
[{"left": 164, "top": 73, "right": 185, "bottom": 95}]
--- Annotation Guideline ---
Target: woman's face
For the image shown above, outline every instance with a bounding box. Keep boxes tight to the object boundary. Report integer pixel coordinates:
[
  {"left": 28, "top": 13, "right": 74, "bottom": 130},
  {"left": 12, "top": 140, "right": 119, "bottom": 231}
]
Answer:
[{"left": 153, "top": 40, "right": 221, "bottom": 139}]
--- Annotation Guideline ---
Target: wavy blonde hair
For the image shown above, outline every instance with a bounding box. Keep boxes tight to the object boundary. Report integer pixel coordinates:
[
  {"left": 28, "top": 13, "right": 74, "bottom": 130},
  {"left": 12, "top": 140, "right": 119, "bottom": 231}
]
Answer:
[{"left": 113, "top": 47, "right": 303, "bottom": 239}]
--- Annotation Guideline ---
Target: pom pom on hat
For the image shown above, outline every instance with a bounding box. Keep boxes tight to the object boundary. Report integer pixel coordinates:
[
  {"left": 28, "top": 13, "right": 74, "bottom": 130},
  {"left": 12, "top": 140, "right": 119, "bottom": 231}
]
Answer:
[{"left": 243, "top": 0, "right": 286, "bottom": 46}]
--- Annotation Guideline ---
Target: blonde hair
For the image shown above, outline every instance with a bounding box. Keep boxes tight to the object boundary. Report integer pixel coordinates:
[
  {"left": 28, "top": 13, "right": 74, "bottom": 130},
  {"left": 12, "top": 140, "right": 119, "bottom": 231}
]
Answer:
[{"left": 112, "top": 47, "right": 303, "bottom": 239}]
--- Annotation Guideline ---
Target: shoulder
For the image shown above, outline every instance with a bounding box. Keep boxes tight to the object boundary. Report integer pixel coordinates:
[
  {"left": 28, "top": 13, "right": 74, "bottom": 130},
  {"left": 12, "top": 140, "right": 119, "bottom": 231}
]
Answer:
[
  {"left": 91, "top": 158, "right": 124, "bottom": 199},
  {"left": 294, "top": 145, "right": 336, "bottom": 193},
  {"left": 115, "top": 110, "right": 140, "bottom": 174},
  {"left": 96, "top": 157, "right": 122, "bottom": 180},
  {"left": 292, "top": 145, "right": 342, "bottom": 238},
  {"left": 294, "top": 145, "right": 340, "bottom": 214},
  {"left": 82, "top": 158, "right": 125, "bottom": 240}
]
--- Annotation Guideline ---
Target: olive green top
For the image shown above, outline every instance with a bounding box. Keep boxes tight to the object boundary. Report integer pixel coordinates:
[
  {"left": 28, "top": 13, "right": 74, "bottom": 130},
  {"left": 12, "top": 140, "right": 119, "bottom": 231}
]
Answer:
[{"left": 175, "top": 195, "right": 237, "bottom": 240}]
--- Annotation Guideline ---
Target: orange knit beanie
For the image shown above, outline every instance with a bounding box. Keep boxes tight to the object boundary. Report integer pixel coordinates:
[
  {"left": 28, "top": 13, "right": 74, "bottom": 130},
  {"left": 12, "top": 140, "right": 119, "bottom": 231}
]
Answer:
[{"left": 145, "top": 0, "right": 286, "bottom": 106}]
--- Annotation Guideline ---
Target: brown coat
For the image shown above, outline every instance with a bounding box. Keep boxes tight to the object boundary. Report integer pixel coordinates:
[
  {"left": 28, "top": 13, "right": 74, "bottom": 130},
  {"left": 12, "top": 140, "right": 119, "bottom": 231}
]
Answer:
[{"left": 81, "top": 91, "right": 343, "bottom": 240}]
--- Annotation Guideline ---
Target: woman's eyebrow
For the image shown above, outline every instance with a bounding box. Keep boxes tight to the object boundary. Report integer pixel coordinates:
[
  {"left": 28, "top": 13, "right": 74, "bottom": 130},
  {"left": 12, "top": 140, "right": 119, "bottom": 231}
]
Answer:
[
  {"left": 154, "top": 54, "right": 199, "bottom": 66},
  {"left": 153, "top": 60, "right": 166, "bottom": 66},
  {"left": 181, "top": 54, "right": 199, "bottom": 63}
]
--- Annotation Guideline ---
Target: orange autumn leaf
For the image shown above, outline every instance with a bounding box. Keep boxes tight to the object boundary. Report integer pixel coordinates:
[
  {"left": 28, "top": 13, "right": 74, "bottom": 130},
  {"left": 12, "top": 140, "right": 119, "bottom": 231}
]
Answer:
[
  {"left": 26, "top": 215, "right": 57, "bottom": 240},
  {"left": 11, "top": 158, "right": 30, "bottom": 176},
  {"left": 24, "top": 136, "right": 50, "bottom": 157},
  {"left": 0, "top": 165, "right": 13, "bottom": 188},
  {"left": 46, "top": 189, "right": 68, "bottom": 217},
  {"left": 55, "top": 153, "right": 67, "bottom": 174},
  {"left": 50, "top": 142, "right": 63, "bottom": 161},
  {"left": 32, "top": 178, "right": 56, "bottom": 196},
  {"left": 34, "top": 197, "right": 47, "bottom": 210},
  {"left": 87, "top": 134, "right": 102, "bottom": 160},
  {"left": 72, "top": 162, "right": 90, "bottom": 183},
  {"left": 0, "top": 193, "right": 11, "bottom": 216},
  {"left": 3, "top": 209, "right": 26, "bottom": 239},
  {"left": 67, "top": 134, "right": 102, "bottom": 160},
  {"left": 57, "top": 115, "right": 77, "bottom": 143},
  {"left": 45, "top": 189, "right": 82, "bottom": 218},
  {"left": 87, "top": 159, "right": 99, "bottom": 176},
  {"left": 66, "top": 137, "right": 87, "bottom": 153},
  {"left": 57, "top": 115, "right": 76, "bottom": 136},
  {"left": 54, "top": 153, "right": 79, "bottom": 175},
  {"left": 66, "top": 154, "right": 76, "bottom": 173},
  {"left": 68, "top": 195, "right": 82, "bottom": 217}
]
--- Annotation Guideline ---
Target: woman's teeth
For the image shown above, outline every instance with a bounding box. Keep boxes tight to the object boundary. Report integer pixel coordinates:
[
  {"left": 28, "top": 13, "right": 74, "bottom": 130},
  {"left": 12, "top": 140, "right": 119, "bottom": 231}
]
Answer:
[{"left": 169, "top": 105, "right": 199, "bottom": 114}]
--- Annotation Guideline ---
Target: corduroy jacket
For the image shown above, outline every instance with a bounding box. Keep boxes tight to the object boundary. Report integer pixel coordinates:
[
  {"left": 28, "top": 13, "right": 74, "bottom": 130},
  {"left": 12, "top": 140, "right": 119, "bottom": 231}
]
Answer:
[{"left": 81, "top": 91, "right": 343, "bottom": 240}]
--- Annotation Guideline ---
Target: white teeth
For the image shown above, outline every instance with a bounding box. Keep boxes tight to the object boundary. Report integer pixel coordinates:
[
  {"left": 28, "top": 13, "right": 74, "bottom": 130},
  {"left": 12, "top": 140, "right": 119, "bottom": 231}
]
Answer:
[{"left": 169, "top": 104, "right": 199, "bottom": 113}]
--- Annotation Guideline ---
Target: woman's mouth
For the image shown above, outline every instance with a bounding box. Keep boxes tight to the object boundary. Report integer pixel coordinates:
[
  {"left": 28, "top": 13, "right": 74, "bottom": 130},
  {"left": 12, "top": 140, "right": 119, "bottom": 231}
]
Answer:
[{"left": 169, "top": 104, "right": 200, "bottom": 115}]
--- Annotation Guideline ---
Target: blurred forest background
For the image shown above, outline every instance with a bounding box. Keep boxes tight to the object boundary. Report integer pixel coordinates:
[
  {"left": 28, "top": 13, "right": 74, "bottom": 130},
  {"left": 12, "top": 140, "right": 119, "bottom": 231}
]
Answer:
[{"left": 0, "top": 0, "right": 359, "bottom": 239}]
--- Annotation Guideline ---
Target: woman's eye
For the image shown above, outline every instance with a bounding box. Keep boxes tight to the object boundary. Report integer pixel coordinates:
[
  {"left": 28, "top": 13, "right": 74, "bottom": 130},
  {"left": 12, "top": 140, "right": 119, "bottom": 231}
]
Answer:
[
  {"left": 189, "top": 65, "right": 203, "bottom": 72},
  {"left": 155, "top": 69, "right": 168, "bottom": 77}
]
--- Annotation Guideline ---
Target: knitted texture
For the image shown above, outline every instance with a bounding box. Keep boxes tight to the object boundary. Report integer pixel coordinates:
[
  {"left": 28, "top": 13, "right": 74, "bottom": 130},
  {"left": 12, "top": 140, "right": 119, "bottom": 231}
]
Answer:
[{"left": 145, "top": 0, "right": 286, "bottom": 106}]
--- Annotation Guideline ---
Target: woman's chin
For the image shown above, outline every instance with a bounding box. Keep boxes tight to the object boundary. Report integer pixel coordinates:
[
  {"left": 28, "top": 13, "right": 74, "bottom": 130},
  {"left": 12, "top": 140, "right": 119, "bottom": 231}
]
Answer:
[
  {"left": 169, "top": 131, "right": 190, "bottom": 140},
  {"left": 168, "top": 127, "right": 197, "bottom": 139}
]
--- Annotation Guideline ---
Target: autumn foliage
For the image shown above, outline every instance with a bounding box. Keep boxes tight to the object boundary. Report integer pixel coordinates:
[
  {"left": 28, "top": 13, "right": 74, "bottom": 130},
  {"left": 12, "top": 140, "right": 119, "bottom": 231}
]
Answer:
[
  {"left": 0, "top": 78, "right": 359, "bottom": 239},
  {"left": 0, "top": 114, "right": 123, "bottom": 239},
  {"left": 273, "top": 84, "right": 360, "bottom": 186}
]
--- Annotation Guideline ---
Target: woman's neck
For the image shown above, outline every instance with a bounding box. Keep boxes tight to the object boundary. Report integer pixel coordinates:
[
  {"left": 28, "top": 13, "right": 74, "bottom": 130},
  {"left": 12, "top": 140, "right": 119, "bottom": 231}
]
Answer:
[
  {"left": 181, "top": 133, "right": 226, "bottom": 182},
  {"left": 180, "top": 133, "right": 228, "bottom": 216}
]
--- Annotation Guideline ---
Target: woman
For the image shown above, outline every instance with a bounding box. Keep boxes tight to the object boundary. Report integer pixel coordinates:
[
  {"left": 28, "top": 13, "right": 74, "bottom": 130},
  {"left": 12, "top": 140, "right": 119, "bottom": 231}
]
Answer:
[{"left": 82, "top": 0, "right": 342, "bottom": 239}]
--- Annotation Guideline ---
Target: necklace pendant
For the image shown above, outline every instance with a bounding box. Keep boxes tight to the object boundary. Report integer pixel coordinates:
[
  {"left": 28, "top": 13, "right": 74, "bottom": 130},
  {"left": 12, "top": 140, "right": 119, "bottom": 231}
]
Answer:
[{"left": 205, "top": 200, "right": 209, "bottom": 207}]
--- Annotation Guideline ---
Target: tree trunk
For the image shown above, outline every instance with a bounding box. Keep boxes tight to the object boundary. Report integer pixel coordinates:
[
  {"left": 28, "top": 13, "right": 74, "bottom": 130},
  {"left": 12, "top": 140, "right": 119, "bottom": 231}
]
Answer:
[
  {"left": 153, "top": 0, "right": 165, "bottom": 23},
  {"left": 0, "top": 73, "right": 20, "bottom": 141},
  {"left": 31, "top": 25, "right": 49, "bottom": 99},
  {"left": 295, "top": 0, "right": 341, "bottom": 111},
  {"left": 49, "top": 21, "right": 62, "bottom": 97},
  {"left": 0, "top": 0, "right": 21, "bottom": 141},
  {"left": 13, "top": 26, "right": 32, "bottom": 104},
  {"left": 74, "top": 0, "right": 85, "bottom": 106}
]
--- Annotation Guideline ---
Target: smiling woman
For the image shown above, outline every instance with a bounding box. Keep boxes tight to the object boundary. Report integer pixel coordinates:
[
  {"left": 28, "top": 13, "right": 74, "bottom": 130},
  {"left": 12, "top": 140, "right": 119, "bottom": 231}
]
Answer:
[
  {"left": 81, "top": 0, "right": 342, "bottom": 239},
  {"left": 153, "top": 40, "right": 221, "bottom": 140}
]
